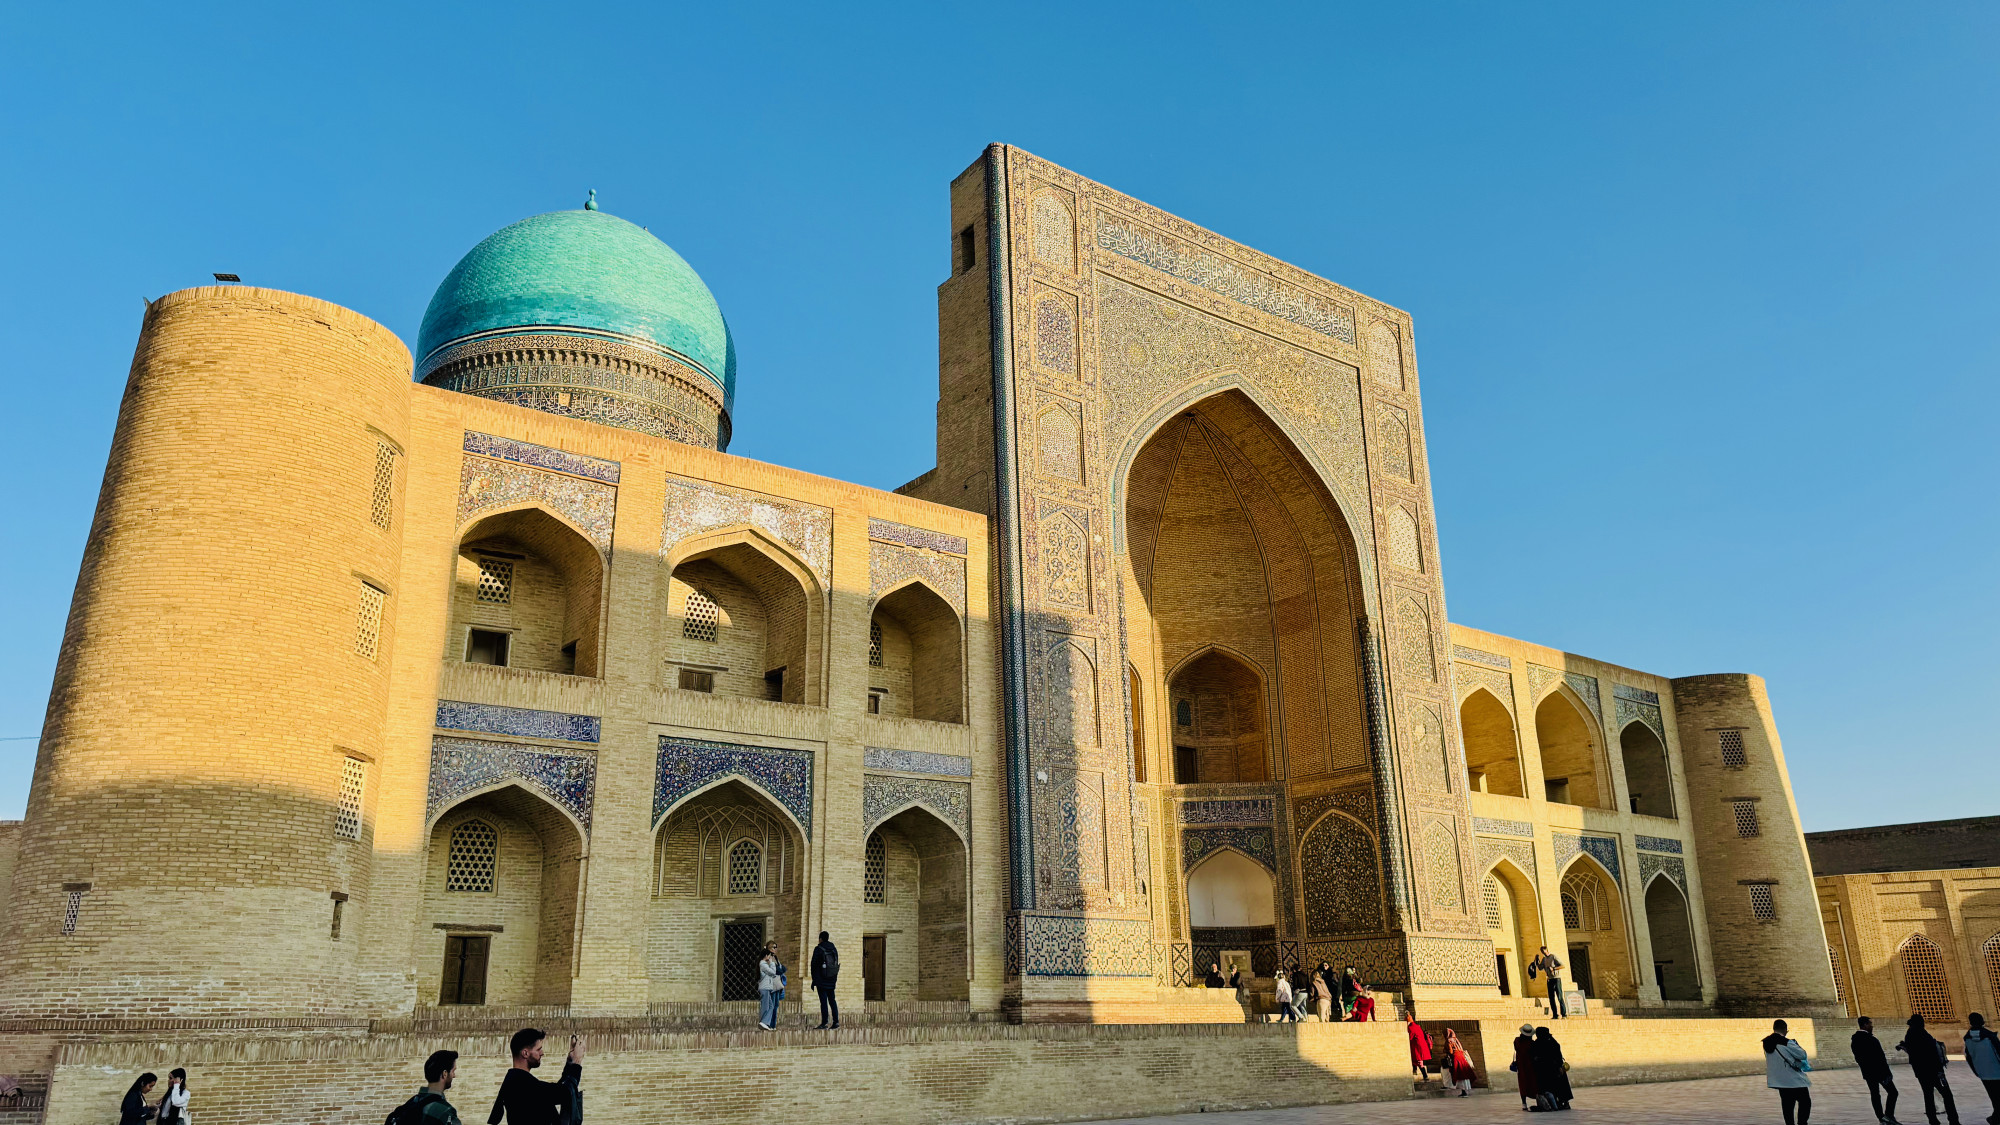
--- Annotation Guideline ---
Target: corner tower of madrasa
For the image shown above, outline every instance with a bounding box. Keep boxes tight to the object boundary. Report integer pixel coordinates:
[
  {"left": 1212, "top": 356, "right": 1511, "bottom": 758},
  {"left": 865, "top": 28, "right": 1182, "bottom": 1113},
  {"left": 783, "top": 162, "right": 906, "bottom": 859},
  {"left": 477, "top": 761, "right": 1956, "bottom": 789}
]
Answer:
[{"left": 0, "top": 147, "right": 1846, "bottom": 1120}]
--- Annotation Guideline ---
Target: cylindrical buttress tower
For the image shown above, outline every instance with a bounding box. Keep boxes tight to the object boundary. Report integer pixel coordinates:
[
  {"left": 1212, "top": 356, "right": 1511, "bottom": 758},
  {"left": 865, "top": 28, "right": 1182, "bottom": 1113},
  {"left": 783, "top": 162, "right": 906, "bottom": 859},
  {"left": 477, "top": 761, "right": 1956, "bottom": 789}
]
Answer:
[{"left": 0, "top": 286, "right": 411, "bottom": 1018}]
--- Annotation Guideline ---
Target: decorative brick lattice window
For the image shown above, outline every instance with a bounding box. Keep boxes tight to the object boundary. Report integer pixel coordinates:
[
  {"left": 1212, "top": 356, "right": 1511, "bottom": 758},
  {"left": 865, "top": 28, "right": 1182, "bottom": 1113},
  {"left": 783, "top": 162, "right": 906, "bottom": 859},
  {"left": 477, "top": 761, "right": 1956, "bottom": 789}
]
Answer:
[
  {"left": 334, "top": 757, "right": 367, "bottom": 840},
  {"left": 728, "top": 839, "right": 763, "bottom": 895},
  {"left": 446, "top": 820, "right": 498, "bottom": 893},
  {"left": 369, "top": 442, "right": 398, "bottom": 529},
  {"left": 1562, "top": 870, "right": 1605, "bottom": 931},
  {"left": 476, "top": 558, "right": 514, "bottom": 604},
  {"left": 1900, "top": 934, "right": 1953, "bottom": 1021},
  {"left": 1731, "top": 800, "right": 1761, "bottom": 838},
  {"left": 1718, "top": 729, "right": 1746, "bottom": 769},
  {"left": 864, "top": 833, "right": 886, "bottom": 904},
  {"left": 1830, "top": 946, "right": 1849, "bottom": 1009},
  {"left": 1748, "top": 883, "right": 1777, "bottom": 920},
  {"left": 354, "top": 583, "right": 386, "bottom": 659},
  {"left": 684, "top": 589, "right": 720, "bottom": 642},
  {"left": 1982, "top": 935, "right": 2000, "bottom": 1011},
  {"left": 868, "top": 620, "right": 884, "bottom": 667},
  {"left": 60, "top": 889, "right": 83, "bottom": 936},
  {"left": 1483, "top": 876, "right": 1504, "bottom": 930}
]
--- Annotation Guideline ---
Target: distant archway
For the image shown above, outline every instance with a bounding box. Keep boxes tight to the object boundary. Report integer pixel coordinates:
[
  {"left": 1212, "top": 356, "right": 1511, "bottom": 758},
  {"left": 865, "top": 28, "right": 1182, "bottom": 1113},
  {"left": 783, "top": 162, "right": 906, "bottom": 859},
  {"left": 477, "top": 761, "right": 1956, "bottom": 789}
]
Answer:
[
  {"left": 648, "top": 779, "right": 807, "bottom": 1002},
  {"left": 868, "top": 581, "right": 964, "bottom": 723},
  {"left": 666, "top": 536, "right": 820, "bottom": 704},
  {"left": 1560, "top": 855, "right": 1631, "bottom": 998},
  {"left": 1461, "top": 688, "right": 1524, "bottom": 797},
  {"left": 1898, "top": 933, "right": 1954, "bottom": 1022},
  {"left": 1536, "top": 689, "right": 1610, "bottom": 810},
  {"left": 1168, "top": 648, "right": 1266, "bottom": 783},
  {"left": 1620, "top": 722, "right": 1676, "bottom": 819},
  {"left": 451, "top": 507, "right": 605, "bottom": 677},
  {"left": 860, "top": 806, "right": 969, "bottom": 1001},
  {"left": 422, "top": 783, "right": 586, "bottom": 1006},
  {"left": 1483, "top": 859, "right": 1543, "bottom": 997},
  {"left": 1644, "top": 874, "right": 1700, "bottom": 1001},
  {"left": 1187, "top": 847, "right": 1278, "bottom": 977}
]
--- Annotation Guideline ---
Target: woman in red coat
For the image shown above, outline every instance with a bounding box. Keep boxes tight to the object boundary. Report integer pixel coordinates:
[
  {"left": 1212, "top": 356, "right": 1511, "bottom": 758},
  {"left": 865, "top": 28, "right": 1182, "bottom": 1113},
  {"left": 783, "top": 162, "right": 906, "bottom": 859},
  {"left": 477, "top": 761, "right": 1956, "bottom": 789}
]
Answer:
[{"left": 1407, "top": 1011, "right": 1433, "bottom": 1078}]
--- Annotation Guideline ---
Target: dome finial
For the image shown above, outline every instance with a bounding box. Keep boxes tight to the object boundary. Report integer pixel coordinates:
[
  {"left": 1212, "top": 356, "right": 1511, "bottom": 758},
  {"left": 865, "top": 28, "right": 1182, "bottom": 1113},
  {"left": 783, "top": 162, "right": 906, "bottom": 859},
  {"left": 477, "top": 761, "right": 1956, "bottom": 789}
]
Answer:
[{"left": 584, "top": 189, "right": 599, "bottom": 212}]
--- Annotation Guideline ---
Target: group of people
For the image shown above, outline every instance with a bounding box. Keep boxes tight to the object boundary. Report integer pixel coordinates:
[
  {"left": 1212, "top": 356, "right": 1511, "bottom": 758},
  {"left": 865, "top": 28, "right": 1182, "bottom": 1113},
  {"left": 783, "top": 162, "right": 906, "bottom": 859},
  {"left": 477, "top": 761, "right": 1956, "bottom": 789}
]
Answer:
[
  {"left": 1765, "top": 1011, "right": 2000, "bottom": 1125},
  {"left": 116, "top": 1069, "right": 190, "bottom": 1124},
  {"left": 1206, "top": 960, "right": 1373, "bottom": 1023},
  {"left": 753, "top": 931, "right": 845, "bottom": 1031},
  {"left": 1405, "top": 1011, "right": 1572, "bottom": 1107}
]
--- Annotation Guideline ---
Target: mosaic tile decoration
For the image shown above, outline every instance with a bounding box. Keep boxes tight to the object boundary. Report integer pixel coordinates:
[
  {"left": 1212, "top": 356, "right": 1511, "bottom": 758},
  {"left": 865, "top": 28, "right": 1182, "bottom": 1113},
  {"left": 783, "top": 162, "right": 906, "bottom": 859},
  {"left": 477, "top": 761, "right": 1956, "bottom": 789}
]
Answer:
[
  {"left": 1477, "top": 837, "right": 1537, "bottom": 882},
  {"left": 463, "top": 431, "right": 621, "bottom": 484},
  {"left": 1181, "top": 825, "right": 1277, "bottom": 873},
  {"left": 861, "top": 747, "right": 972, "bottom": 778},
  {"left": 862, "top": 774, "right": 970, "bottom": 842},
  {"left": 1179, "top": 798, "right": 1274, "bottom": 825},
  {"left": 1452, "top": 645, "right": 1512, "bottom": 670},
  {"left": 1423, "top": 821, "right": 1464, "bottom": 912},
  {"left": 1291, "top": 788, "right": 1376, "bottom": 841},
  {"left": 1640, "top": 852, "right": 1688, "bottom": 894},
  {"left": 1300, "top": 812, "right": 1384, "bottom": 937},
  {"left": 1409, "top": 935, "right": 1501, "bottom": 987},
  {"left": 1473, "top": 817, "right": 1534, "bottom": 838},
  {"left": 1527, "top": 664, "right": 1604, "bottom": 727},
  {"left": 1096, "top": 217, "right": 1356, "bottom": 344},
  {"left": 1553, "top": 832, "right": 1622, "bottom": 885},
  {"left": 1455, "top": 664, "right": 1516, "bottom": 714},
  {"left": 869, "top": 541, "right": 967, "bottom": 614},
  {"left": 428, "top": 735, "right": 596, "bottom": 833},
  {"left": 661, "top": 476, "right": 832, "bottom": 581},
  {"left": 1020, "top": 914, "right": 1154, "bottom": 978},
  {"left": 435, "top": 700, "right": 600, "bottom": 743},
  {"left": 866, "top": 518, "right": 968, "bottom": 557},
  {"left": 1304, "top": 936, "right": 1407, "bottom": 986},
  {"left": 1616, "top": 697, "right": 1668, "bottom": 742},
  {"left": 654, "top": 736, "right": 814, "bottom": 838},
  {"left": 1612, "top": 684, "right": 1661, "bottom": 706},
  {"left": 459, "top": 457, "right": 617, "bottom": 559},
  {"left": 1636, "top": 834, "right": 1684, "bottom": 854}
]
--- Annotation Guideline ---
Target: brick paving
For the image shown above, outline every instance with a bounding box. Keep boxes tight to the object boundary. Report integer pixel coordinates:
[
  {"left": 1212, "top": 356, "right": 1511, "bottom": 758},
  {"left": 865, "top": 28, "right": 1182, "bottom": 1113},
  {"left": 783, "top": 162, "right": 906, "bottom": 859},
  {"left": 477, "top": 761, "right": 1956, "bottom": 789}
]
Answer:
[{"left": 1095, "top": 1060, "right": 1999, "bottom": 1125}]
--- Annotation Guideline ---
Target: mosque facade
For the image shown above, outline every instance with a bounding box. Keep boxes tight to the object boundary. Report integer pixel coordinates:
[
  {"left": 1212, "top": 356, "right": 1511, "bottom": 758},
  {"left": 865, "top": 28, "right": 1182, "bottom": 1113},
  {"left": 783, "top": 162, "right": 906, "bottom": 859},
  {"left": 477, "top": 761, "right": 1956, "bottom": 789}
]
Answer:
[{"left": 0, "top": 145, "right": 1841, "bottom": 1033}]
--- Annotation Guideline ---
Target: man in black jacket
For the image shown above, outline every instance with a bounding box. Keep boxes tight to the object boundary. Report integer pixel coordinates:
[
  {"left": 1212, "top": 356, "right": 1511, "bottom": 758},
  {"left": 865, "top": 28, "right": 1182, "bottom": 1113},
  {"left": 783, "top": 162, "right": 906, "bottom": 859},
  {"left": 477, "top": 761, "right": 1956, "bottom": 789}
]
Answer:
[
  {"left": 1852, "top": 1017, "right": 1900, "bottom": 1124},
  {"left": 1898, "top": 1013, "right": 1959, "bottom": 1125},
  {"left": 490, "top": 1028, "right": 581, "bottom": 1125},
  {"left": 811, "top": 931, "right": 841, "bottom": 1030}
]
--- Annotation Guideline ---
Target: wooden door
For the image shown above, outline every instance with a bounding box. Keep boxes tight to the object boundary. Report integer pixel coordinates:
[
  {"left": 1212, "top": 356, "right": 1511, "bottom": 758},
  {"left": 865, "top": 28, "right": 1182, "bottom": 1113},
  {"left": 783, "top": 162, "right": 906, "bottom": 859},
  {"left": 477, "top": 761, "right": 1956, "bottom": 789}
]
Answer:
[
  {"left": 440, "top": 935, "right": 489, "bottom": 1005},
  {"left": 863, "top": 934, "right": 886, "bottom": 1001}
]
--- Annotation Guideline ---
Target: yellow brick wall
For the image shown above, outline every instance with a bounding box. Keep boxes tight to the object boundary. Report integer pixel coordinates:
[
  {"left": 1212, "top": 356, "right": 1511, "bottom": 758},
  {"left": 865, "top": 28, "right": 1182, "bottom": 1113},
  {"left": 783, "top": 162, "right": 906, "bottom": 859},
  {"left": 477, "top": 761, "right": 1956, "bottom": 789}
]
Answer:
[{"left": 1817, "top": 865, "right": 2000, "bottom": 1034}]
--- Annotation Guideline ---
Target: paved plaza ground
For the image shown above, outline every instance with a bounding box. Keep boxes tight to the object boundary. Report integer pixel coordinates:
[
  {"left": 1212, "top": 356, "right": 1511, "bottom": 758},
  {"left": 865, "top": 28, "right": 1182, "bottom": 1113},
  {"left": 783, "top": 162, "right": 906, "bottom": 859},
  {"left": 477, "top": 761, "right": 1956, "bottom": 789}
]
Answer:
[{"left": 1097, "top": 1059, "right": 1997, "bottom": 1125}]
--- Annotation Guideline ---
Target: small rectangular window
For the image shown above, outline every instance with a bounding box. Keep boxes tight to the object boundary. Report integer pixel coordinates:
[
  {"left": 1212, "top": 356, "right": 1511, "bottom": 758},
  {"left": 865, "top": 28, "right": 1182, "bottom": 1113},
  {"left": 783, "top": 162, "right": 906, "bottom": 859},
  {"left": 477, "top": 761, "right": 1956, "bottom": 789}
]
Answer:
[
  {"left": 959, "top": 225, "right": 976, "bottom": 273},
  {"left": 466, "top": 628, "right": 510, "bottom": 667},
  {"left": 475, "top": 557, "right": 514, "bottom": 604},
  {"left": 335, "top": 757, "right": 367, "bottom": 839},
  {"left": 60, "top": 884, "right": 87, "bottom": 936},
  {"left": 354, "top": 583, "right": 386, "bottom": 659},
  {"left": 1545, "top": 778, "right": 1572, "bottom": 805},
  {"left": 867, "top": 691, "right": 883, "bottom": 715},
  {"left": 764, "top": 668, "right": 785, "bottom": 702},
  {"left": 1748, "top": 884, "right": 1777, "bottom": 920},
  {"left": 679, "top": 668, "right": 715, "bottom": 693},
  {"left": 369, "top": 442, "right": 398, "bottom": 530},
  {"left": 1731, "top": 799, "right": 1761, "bottom": 838},
  {"left": 560, "top": 640, "right": 577, "bottom": 674},
  {"left": 1718, "top": 729, "right": 1747, "bottom": 769},
  {"left": 684, "top": 589, "right": 720, "bottom": 642},
  {"left": 330, "top": 892, "right": 348, "bottom": 939}
]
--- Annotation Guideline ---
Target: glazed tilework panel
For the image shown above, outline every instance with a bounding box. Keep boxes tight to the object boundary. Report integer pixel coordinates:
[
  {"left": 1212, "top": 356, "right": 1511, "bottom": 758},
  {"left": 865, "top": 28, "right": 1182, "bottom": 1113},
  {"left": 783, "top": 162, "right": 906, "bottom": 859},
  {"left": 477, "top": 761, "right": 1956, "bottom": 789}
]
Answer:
[
  {"left": 861, "top": 747, "right": 972, "bottom": 778},
  {"left": 435, "top": 700, "right": 600, "bottom": 743},
  {"left": 1179, "top": 798, "right": 1274, "bottom": 825},
  {"left": 459, "top": 455, "right": 617, "bottom": 558},
  {"left": 428, "top": 735, "right": 596, "bottom": 832},
  {"left": 660, "top": 475, "right": 832, "bottom": 581},
  {"left": 1034, "top": 769, "right": 1108, "bottom": 906},
  {"left": 1640, "top": 852, "right": 1688, "bottom": 893},
  {"left": 1304, "top": 937, "right": 1408, "bottom": 986},
  {"left": 1180, "top": 825, "right": 1276, "bottom": 873},
  {"left": 1613, "top": 684, "right": 1660, "bottom": 706},
  {"left": 1095, "top": 217, "right": 1356, "bottom": 344},
  {"left": 1423, "top": 821, "right": 1465, "bottom": 912},
  {"left": 463, "top": 431, "right": 621, "bottom": 483},
  {"left": 869, "top": 540, "right": 967, "bottom": 614},
  {"left": 654, "top": 736, "right": 814, "bottom": 837},
  {"left": 1298, "top": 812, "right": 1384, "bottom": 937},
  {"left": 1291, "top": 788, "right": 1376, "bottom": 841},
  {"left": 862, "top": 774, "right": 971, "bottom": 842},
  {"left": 1404, "top": 700, "right": 1450, "bottom": 790},
  {"left": 1636, "top": 835, "right": 1684, "bottom": 854},
  {"left": 1454, "top": 665, "right": 1516, "bottom": 714},
  {"left": 1409, "top": 935, "right": 1501, "bottom": 987},
  {"left": 1476, "top": 837, "right": 1537, "bottom": 882},
  {"left": 1616, "top": 696, "right": 1668, "bottom": 741},
  {"left": 1452, "top": 645, "right": 1512, "bottom": 670},
  {"left": 1553, "top": 832, "right": 1622, "bottom": 885},
  {"left": 1473, "top": 817, "right": 1534, "bottom": 839},
  {"left": 866, "top": 518, "right": 967, "bottom": 556},
  {"left": 1529, "top": 664, "right": 1604, "bottom": 727},
  {"left": 1019, "top": 914, "right": 1153, "bottom": 978}
]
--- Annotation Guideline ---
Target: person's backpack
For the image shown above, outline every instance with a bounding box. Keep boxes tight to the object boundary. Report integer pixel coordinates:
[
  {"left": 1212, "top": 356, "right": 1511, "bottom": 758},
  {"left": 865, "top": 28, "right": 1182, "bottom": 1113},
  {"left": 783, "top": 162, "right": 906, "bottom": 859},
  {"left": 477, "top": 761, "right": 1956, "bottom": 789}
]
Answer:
[
  {"left": 386, "top": 1091, "right": 440, "bottom": 1125},
  {"left": 821, "top": 943, "right": 839, "bottom": 974}
]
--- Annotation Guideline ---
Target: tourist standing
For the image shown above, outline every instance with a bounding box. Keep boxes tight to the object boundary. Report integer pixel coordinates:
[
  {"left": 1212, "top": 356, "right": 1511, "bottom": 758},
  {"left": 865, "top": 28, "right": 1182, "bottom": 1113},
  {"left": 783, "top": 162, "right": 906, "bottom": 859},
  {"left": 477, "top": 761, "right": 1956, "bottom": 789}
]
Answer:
[
  {"left": 1445, "top": 1028, "right": 1476, "bottom": 1097},
  {"left": 1227, "top": 965, "right": 1243, "bottom": 991},
  {"left": 1407, "top": 1010, "right": 1433, "bottom": 1079},
  {"left": 1315, "top": 961, "right": 1337, "bottom": 1015},
  {"left": 1764, "top": 1019, "right": 1813, "bottom": 1125},
  {"left": 1204, "top": 963, "right": 1226, "bottom": 988},
  {"left": 493, "top": 1029, "right": 582, "bottom": 1125},
  {"left": 1339, "top": 965, "right": 1363, "bottom": 1019},
  {"left": 154, "top": 1069, "right": 190, "bottom": 1125},
  {"left": 1963, "top": 1013, "right": 2000, "bottom": 1124},
  {"left": 810, "top": 931, "right": 841, "bottom": 1030},
  {"left": 1310, "top": 967, "right": 1333, "bottom": 1022},
  {"left": 757, "top": 942, "right": 787, "bottom": 1031},
  {"left": 1273, "top": 970, "right": 1295, "bottom": 1022},
  {"left": 388, "top": 1050, "right": 461, "bottom": 1124},
  {"left": 1529, "top": 947, "right": 1567, "bottom": 1019},
  {"left": 1900, "top": 1013, "right": 1961, "bottom": 1125},
  {"left": 1509, "top": 1023, "right": 1542, "bottom": 1111},
  {"left": 119, "top": 1073, "right": 158, "bottom": 1125},
  {"left": 1289, "top": 966, "right": 1311, "bottom": 1022},
  {"left": 1852, "top": 1017, "right": 1900, "bottom": 1125},
  {"left": 1532, "top": 1027, "right": 1573, "bottom": 1111}
]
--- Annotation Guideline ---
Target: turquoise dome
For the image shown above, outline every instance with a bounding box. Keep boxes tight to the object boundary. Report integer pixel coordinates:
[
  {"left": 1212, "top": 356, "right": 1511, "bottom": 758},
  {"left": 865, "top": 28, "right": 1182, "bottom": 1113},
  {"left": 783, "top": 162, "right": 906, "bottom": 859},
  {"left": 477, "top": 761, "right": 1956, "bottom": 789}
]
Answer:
[{"left": 417, "top": 206, "right": 735, "bottom": 406}]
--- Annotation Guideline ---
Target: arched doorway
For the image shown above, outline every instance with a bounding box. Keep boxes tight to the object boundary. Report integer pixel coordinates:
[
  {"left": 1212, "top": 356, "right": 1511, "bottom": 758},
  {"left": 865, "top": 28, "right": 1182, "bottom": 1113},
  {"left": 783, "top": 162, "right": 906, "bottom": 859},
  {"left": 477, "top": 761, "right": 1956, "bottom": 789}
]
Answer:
[
  {"left": 1483, "top": 860, "right": 1542, "bottom": 998},
  {"left": 1187, "top": 848, "right": 1277, "bottom": 977},
  {"left": 1536, "top": 690, "right": 1611, "bottom": 810},
  {"left": 648, "top": 780, "right": 807, "bottom": 1002},
  {"left": 1559, "top": 857, "right": 1631, "bottom": 999},
  {"left": 1461, "top": 688, "right": 1524, "bottom": 796},
  {"left": 422, "top": 784, "right": 586, "bottom": 1007},
  {"left": 1619, "top": 722, "right": 1675, "bottom": 818},
  {"left": 1644, "top": 874, "right": 1700, "bottom": 1001},
  {"left": 1168, "top": 649, "right": 1267, "bottom": 783},
  {"left": 666, "top": 538, "right": 819, "bottom": 704},
  {"left": 860, "top": 806, "right": 969, "bottom": 1001},
  {"left": 451, "top": 507, "right": 605, "bottom": 676},
  {"left": 867, "top": 582, "right": 964, "bottom": 722}
]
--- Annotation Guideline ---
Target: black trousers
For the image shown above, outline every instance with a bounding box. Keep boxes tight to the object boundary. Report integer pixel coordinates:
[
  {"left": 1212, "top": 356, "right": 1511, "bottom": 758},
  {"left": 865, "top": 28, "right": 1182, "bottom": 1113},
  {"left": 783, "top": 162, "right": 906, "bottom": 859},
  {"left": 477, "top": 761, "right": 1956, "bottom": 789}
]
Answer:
[
  {"left": 1864, "top": 1073, "right": 1899, "bottom": 1121},
  {"left": 1917, "top": 1071, "right": 1959, "bottom": 1125},
  {"left": 1778, "top": 1087, "right": 1811, "bottom": 1125},
  {"left": 1545, "top": 977, "right": 1566, "bottom": 1018},
  {"left": 1979, "top": 1077, "right": 2000, "bottom": 1123},
  {"left": 816, "top": 985, "right": 838, "bottom": 1027}
]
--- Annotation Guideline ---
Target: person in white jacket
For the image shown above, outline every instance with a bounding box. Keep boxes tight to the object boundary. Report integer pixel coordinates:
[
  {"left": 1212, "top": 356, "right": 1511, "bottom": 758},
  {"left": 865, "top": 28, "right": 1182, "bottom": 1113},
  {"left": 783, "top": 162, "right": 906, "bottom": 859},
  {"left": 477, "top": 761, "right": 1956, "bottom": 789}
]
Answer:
[
  {"left": 155, "top": 1068, "right": 190, "bottom": 1125},
  {"left": 1964, "top": 1012, "right": 2000, "bottom": 1124},
  {"left": 1763, "top": 1020, "right": 1813, "bottom": 1125}
]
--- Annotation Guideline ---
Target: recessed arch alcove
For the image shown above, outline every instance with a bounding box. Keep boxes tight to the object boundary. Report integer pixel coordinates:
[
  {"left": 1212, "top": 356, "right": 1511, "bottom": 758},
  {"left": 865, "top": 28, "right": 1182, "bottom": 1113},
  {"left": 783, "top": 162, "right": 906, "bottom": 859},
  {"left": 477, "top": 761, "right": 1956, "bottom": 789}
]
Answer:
[
  {"left": 664, "top": 533, "right": 821, "bottom": 704},
  {"left": 449, "top": 506, "right": 605, "bottom": 677},
  {"left": 647, "top": 779, "right": 808, "bottom": 1002}
]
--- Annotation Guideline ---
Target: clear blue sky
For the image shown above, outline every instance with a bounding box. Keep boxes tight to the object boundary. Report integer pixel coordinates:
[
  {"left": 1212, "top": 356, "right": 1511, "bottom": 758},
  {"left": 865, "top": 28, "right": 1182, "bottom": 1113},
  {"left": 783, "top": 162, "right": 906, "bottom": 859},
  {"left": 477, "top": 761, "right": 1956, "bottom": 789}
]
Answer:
[{"left": 1, "top": 4, "right": 1993, "bottom": 831}]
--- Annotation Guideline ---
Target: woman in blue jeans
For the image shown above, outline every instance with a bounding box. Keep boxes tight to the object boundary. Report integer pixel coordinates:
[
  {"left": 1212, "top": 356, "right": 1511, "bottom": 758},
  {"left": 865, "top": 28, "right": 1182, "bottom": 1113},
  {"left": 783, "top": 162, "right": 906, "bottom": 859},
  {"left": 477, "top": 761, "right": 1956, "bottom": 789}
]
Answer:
[{"left": 757, "top": 941, "right": 787, "bottom": 1031}]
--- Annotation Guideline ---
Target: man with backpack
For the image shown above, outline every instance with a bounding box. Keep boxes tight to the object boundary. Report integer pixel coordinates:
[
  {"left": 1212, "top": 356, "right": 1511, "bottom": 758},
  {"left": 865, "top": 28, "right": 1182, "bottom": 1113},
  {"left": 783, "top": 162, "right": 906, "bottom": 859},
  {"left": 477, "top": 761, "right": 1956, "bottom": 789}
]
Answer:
[
  {"left": 811, "top": 931, "right": 841, "bottom": 1030},
  {"left": 387, "top": 1050, "right": 462, "bottom": 1125}
]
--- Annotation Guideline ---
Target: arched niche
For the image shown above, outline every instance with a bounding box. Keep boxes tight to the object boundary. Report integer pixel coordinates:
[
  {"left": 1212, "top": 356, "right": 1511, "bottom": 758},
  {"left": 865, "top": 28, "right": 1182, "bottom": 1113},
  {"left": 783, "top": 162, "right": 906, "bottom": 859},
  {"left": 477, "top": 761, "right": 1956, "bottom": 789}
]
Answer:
[
  {"left": 1620, "top": 721, "right": 1676, "bottom": 819},
  {"left": 1187, "top": 848, "right": 1277, "bottom": 929},
  {"left": 422, "top": 782, "right": 586, "bottom": 1007},
  {"left": 861, "top": 806, "right": 969, "bottom": 1002},
  {"left": 647, "top": 779, "right": 808, "bottom": 1002},
  {"left": 1644, "top": 873, "right": 1700, "bottom": 1001},
  {"left": 1168, "top": 648, "right": 1266, "bottom": 784},
  {"left": 450, "top": 506, "right": 605, "bottom": 677},
  {"left": 1461, "top": 688, "right": 1524, "bottom": 797},
  {"left": 666, "top": 536, "right": 820, "bottom": 705},
  {"left": 868, "top": 581, "right": 964, "bottom": 723},
  {"left": 1559, "top": 855, "right": 1632, "bottom": 999},
  {"left": 1482, "top": 859, "right": 1544, "bottom": 998},
  {"left": 1536, "top": 688, "right": 1611, "bottom": 810}
]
